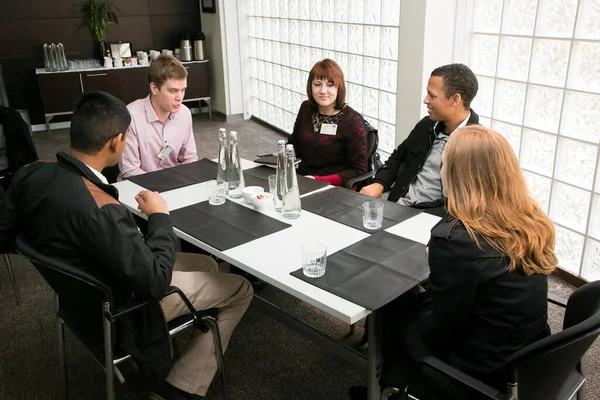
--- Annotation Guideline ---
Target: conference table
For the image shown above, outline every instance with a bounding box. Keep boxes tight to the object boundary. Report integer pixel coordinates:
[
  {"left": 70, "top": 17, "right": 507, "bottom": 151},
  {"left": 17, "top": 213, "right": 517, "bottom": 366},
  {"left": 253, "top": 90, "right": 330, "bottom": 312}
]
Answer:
[{"left": 113, "top": 159, "right": 442, "bottom": 400}]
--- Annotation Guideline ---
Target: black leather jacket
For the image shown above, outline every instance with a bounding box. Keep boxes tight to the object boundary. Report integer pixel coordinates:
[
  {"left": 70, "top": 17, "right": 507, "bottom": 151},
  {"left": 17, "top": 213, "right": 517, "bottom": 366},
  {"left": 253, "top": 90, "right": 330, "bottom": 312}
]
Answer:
[
  {"left": 372, "top": 110, "right": 479, "bottom": 205},
  {"left": 0, "top": 152, "right": 177, "bottom": 361}
]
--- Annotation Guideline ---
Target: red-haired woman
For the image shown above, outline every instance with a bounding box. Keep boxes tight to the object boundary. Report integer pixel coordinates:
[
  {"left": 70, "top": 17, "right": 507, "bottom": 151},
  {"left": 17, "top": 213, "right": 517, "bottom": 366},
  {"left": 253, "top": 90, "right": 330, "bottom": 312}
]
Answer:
[{"left": 288, "top": 59, "right": 367, "bottom": 187}]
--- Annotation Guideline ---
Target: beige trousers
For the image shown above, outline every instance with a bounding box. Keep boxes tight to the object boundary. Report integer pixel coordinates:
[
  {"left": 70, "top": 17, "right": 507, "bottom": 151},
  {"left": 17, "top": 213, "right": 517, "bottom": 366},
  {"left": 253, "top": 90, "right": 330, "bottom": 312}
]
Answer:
[{"left": 160, "top": 252, "right": 253, "bottom": 396}]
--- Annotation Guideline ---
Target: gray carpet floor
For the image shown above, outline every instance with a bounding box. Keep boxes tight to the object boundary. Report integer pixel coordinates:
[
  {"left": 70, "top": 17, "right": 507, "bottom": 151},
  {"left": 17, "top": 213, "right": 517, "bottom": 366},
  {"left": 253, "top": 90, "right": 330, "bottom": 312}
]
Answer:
[{"left": 1, "top": 115, "right": 598, "bottom": 399}]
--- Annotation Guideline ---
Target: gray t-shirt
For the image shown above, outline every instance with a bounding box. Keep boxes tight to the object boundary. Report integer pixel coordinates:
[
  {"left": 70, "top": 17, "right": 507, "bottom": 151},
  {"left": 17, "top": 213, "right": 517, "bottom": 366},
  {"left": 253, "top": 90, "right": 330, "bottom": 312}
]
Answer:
[
  {"left": 394, "top": 114, "right": 471, "bottom": 206},
  {"left": 396, "top": 133, "right": 448, "bottom": 206}
]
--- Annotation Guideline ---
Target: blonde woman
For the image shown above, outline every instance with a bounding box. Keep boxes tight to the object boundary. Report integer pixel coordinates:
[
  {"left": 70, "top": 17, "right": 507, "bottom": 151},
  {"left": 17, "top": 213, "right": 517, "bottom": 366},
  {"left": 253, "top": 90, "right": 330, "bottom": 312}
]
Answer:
[{"left": 350, "top": 126, "right": 557, "bottom": 400}]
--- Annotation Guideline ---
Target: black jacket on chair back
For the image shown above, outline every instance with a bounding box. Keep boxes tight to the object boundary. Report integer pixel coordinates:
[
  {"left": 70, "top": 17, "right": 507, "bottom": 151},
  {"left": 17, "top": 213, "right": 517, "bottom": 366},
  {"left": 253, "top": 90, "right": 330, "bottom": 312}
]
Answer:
[{"left": 0, "top": 151, "right": 178, "bottom": 362}]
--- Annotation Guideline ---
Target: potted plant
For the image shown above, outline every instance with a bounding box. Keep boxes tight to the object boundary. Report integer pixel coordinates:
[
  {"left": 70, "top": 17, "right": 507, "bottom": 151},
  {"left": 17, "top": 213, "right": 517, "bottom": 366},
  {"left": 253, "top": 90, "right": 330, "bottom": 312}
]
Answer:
[{"left": 79, "top": 0, "right": 119, "bottom": 60}]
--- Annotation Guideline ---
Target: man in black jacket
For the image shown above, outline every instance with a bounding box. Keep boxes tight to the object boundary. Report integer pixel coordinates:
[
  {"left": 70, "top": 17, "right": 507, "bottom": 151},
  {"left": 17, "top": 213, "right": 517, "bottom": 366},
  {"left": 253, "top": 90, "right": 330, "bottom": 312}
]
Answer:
[
  {"left": 360, "top": 64, "right": 479, "bottom": 207},
  {"left": 0, "top": 92, "right": 252, "bottom": 400}
]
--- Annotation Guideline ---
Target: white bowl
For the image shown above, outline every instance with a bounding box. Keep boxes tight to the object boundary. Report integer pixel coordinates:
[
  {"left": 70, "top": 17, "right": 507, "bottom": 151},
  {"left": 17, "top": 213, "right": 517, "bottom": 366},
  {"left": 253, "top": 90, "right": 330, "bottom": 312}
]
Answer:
[
  {"left": 251, "top": 191, "right": 273, "bottom": 211},
  {"left": 242, "top": 186, "right": 264, "bottom": 204}
]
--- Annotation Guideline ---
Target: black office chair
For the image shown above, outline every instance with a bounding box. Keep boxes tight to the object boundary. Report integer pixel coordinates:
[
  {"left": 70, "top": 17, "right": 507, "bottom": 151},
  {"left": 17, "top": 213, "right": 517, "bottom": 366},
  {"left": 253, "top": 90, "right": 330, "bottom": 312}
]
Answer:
[
  {"left": 345, "top": 119, "right": 382, "bottom": 191},
  {"left": 380, "top": 282, "right": 600, "bottom": 400},
  {"left": 0, "top": 185, "right": 20, "bottom": 304},
  {"left": 0, "top": 106, "right": 39, "bottom": 187},
  {"left": 101, "top": 164, "right": 120, "bottom": 184},
  {"left": 13, "top": 234, "right": 229, "bottom": 400},
  {"left": 1, "top": 252, "right": 20, "bottom": 304}
]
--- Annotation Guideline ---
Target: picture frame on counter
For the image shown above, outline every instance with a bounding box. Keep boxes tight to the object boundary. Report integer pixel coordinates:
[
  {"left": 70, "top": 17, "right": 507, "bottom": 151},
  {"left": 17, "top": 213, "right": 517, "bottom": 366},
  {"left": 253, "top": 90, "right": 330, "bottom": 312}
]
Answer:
[
  {"left": 201, "top": 0, "right": 216, "bottom": 13},
  {"left": 110, "top": 42, "right": 132, "bottom": 59}
]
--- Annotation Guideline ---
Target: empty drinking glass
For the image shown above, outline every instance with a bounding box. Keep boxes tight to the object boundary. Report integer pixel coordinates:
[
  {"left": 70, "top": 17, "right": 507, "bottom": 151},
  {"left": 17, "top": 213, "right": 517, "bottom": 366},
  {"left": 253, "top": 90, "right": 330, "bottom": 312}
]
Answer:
[
  {"left": 207, "top": 180, "right": 226, "bottom": 205},
  {"left": 301, "top": 243, "right": 327, "bottom": 278},
  {"left": 268, "top": 174, "right": 278, "bottom": 207},
  {"left": 362, "top": 201, "right": 384, "bottom": 230}
]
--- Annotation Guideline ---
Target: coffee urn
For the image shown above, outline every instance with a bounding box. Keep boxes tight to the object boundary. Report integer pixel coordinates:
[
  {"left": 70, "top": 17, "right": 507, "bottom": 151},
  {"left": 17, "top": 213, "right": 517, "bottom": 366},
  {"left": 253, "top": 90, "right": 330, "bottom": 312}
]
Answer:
[
  {"left": 193, "top": 31, "right": 206, "bottom": 61},
  {"left": 179, "top": 32, "right": 192, "bottom": 61}
]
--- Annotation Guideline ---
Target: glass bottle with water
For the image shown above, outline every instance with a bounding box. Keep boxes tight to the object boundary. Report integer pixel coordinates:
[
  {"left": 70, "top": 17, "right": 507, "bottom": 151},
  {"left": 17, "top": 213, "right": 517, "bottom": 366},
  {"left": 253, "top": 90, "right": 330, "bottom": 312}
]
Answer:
[
  {"left": 274, "top": 140, "right": 286, "bottom": 212},
  {"left": 282, "top": 144, "right": 301, "bottom": 219},
  {"left": 216, "top": 128, "right": 229, "bottom": 190},
  {"left": 57, "top": 43, "right": 68, "bottom": 71},
  {"left": 227, "top": 131, "right": 245, "bottom": 198},
  {"left": 43, "top": 44, "right": 52, "bottom": 72}
]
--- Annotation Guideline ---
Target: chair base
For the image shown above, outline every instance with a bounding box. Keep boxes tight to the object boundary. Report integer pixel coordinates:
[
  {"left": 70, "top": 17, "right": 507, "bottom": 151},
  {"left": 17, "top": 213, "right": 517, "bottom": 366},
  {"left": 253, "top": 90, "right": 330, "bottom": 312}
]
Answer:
[
  {"left": 4, "top": 254, "right": 21, "bottom": 305},
  {"left": 381, "top": 387, "right": 401, "bottom": 399}
]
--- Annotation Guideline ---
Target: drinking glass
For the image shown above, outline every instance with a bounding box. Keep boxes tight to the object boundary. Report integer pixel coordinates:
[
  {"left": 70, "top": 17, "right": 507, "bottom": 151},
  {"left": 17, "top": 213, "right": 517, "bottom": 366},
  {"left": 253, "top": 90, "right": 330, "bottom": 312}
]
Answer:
[
  {"left": 362, "top": 201, "right": 384, "bottom": 230},
  {"left": 301, "top": 243, "right": 327, "bottom": 278},
  {"left": 268, "top": 174, "right": 277, "bottom": 206},
  {"left": 207, "top": 180, "right": 226, "bottom": 205}
]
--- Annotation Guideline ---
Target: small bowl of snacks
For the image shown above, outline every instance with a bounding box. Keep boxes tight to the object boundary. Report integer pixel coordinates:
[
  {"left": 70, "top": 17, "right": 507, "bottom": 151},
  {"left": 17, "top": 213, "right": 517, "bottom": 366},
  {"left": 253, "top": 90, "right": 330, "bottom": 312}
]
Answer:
[
  {"left": 242, "top": 186, "right": 264, "bottom": 204},
  {"left": 251, "top": 191, "right": 273, "bottom": 211}
]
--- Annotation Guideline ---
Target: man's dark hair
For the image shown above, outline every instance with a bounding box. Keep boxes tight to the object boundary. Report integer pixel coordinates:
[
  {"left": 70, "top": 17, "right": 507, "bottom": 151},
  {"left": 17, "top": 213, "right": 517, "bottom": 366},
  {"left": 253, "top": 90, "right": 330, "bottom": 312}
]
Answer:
[
  {"left": 431, "top": 64, "right": 479, "bottom": 110},
  {"left": 70, "top": 91, "right": 131, "bottom": 155}
]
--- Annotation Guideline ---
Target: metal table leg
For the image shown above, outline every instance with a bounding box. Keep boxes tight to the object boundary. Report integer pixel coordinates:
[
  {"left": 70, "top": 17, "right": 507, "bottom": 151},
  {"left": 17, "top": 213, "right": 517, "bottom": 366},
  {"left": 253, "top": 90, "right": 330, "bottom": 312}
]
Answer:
[
  {"left": 367, "top": 309, "right": 382, "bottom": 400},
  {"left": 45, "top": 114, "right": 53, "bottom": 139}
]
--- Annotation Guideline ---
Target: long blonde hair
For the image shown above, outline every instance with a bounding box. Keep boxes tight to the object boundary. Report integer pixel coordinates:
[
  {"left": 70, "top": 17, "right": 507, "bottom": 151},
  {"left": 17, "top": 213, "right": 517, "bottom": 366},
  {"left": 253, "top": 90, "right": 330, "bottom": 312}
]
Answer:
[{"left": 443, "top": 126, "right": 557, "bottom": 275}]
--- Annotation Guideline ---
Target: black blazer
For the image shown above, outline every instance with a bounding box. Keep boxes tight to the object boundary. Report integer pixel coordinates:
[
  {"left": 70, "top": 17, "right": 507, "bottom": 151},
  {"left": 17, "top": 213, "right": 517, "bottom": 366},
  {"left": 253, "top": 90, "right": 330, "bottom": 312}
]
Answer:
[
  {"left": 372, "top": 110, "right": 479, "bottom": 205},
  {"left": 419, "top": 217, "right": 550, "bottom": 381}
]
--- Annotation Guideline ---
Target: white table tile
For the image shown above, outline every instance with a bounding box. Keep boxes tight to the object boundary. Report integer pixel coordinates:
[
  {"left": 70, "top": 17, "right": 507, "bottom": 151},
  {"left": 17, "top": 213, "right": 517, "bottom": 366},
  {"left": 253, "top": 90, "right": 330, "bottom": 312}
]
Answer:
[{"left": 385, "top": 213, "right": 442, "bottom": 245}]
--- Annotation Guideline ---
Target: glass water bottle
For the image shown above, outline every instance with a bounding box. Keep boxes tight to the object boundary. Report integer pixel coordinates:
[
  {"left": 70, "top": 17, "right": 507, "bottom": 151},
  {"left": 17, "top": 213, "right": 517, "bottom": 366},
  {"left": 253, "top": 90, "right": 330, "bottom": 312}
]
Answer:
[
  {"left": 227, "top": 131, "right": 245, "bottom": 198},
  {"left": 216, "top": 128, "right": 229, "bottom": 191},
  {"left": 274, "top": 140, "right": 286, "bottom": 212},
  {"left": 282, "top": 144, "right": 301, "bottom": 219}
]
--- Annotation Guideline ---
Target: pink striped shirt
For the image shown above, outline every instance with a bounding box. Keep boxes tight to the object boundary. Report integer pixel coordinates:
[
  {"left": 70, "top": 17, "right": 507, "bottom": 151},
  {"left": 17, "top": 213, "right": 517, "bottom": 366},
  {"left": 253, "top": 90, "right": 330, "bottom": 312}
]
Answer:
[{"left": 118, "top": 95, "right": 198, "bottom": 180}]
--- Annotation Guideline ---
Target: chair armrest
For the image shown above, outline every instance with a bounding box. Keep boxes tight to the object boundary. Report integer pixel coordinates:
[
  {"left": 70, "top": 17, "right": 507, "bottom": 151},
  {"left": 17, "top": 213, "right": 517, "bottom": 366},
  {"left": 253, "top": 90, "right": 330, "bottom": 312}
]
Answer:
[
  {"left": 164, "top": 286, "right": 210, "bottom": 333},
  {"left": 345, "top": 171, "right": 376, "bottom": 189},
  {"left": 109, "top": 286, "right": 196, "bottom": 320},
  {"left": 164, "top": 286, "right": 198, "bottom": 314},
  {"left": 418, "top": 356, "right": 514, "bottom": 400},
  {"left": 109, "top": 300, "right": 149, "bottom": 321},
  {"left": 548, "top": 292, "right": 568, "bottom": 308},
  {"left": 108, "top": 287, "right": 215, "bottom": 333}
]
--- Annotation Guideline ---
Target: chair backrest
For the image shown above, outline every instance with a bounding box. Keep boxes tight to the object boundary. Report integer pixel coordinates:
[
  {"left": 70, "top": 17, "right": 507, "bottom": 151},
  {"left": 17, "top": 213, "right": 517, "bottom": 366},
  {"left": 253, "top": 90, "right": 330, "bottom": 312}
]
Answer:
[
  {"left": 0, "top": 106, "right": 38, "bottom": 174},
  {"left": 101, "top": 164, "right": 120, "bottom": 184},
  {"left": 506, "top": 281, "right": 600, "bottom": 400},
  {"left": 364, "top": 119, "right": 380, "bottom": 173},
  {"left": 13, "top": 234, "right": 116, "bottom": 362}
]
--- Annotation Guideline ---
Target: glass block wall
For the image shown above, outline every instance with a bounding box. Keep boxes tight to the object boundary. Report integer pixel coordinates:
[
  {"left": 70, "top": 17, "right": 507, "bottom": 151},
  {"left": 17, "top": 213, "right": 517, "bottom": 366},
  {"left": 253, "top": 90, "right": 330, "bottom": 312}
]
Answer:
[
  {"left": 466, "top": 0, "right": 600, "bottom": 279},
  {"left": 246, "top": 0, "right": 401, "bottom": 158}
]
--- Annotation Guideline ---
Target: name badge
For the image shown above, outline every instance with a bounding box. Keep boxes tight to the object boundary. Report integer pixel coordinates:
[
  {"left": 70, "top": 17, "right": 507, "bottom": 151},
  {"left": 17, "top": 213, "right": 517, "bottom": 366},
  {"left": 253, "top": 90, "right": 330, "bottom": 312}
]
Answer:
[
  {"left": 320, "top": 123, "right": 338, "bottom": 135},
  {"left": 157, "top": 144, "right": 173, "bottom": 160}
]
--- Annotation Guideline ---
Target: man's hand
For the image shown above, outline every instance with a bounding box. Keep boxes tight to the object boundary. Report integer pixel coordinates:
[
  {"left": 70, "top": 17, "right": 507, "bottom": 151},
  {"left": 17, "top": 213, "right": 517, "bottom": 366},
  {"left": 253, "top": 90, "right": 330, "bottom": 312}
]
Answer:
[
  {"left": 304, "top": 175, "right": 315, "bottom": 179},
  {"left": 135, "top": 190, "right": 169, "bottom": 215},
  {"left": 360, "top": 183, "right": 384, "bottom": 198}
]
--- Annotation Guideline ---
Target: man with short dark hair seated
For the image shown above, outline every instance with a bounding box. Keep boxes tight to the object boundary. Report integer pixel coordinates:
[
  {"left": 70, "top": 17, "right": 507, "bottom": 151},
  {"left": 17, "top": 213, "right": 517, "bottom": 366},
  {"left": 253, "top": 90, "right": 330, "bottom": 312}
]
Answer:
[
  {"left": 360, "top": 63, "right": 480, "bottom": 208},
  {"left": 0, "top": 91, "right": 253, "bottom": 400}
]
